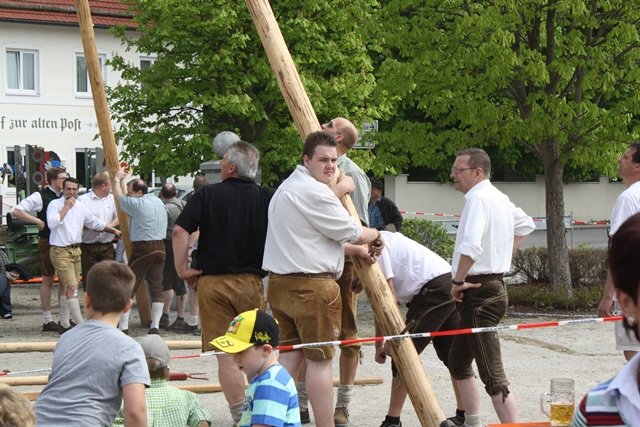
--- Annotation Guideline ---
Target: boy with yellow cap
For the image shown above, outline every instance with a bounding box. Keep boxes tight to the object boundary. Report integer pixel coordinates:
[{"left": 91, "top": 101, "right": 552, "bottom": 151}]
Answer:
[{"left": 212, "top": 309, "right": 301, "bottom": 427}]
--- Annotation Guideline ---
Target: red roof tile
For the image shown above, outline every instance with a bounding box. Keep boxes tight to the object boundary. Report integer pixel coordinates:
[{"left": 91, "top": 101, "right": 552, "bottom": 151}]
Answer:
[{"left": 0, "top": 0, "right": 136, "bottom": 29}]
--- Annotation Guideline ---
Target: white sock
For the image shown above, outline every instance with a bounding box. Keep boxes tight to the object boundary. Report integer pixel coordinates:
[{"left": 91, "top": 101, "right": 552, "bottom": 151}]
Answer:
[
  {"left": 296, "top": 381, "right": 308, "bottom": 410},
  {"left": 59, "top": 296, "right": 70, "bottom": 328},
  {"left": 336, "top": 384, "right": 354, "bottom": 408},
  {"left": 185, "top": 314, "right": 198, "bottom": 326},
  {"left": 42, "top": 311, "right": 52, "bottom": 324},
  {"left": 119, "top": 309, "right": 131, "bottom": 330},
  {"left": 229, "top": 401, "right": 244, "bottom": 423},
  {"left": 68, "top": 298, "right": 84, "bottom": 324},
  {"left": 150, "top": 302, "right": 164, "bottom": 329},
  {"left": 464, "top": 414, "right": 482, "bottom": 427}
]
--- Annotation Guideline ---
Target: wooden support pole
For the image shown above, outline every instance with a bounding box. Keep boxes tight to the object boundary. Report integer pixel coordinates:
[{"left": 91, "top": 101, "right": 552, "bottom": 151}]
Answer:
[
  {"left": 0, "top": 340, "right": 201, "bottom": 353},
  {"left": 73, "top": 0, "right": 150, "bottom": 325},
  {"left": 245, "top": 1, "right": 445, "bottom": 426}
]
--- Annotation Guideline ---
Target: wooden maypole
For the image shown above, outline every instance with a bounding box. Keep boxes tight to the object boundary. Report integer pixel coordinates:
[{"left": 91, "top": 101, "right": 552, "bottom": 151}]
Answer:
[
  {"left": 245, "top": 1, "right": 446, "bottom": 426},
  {"left": 74, "top": 0, "right": 151, "bottom": 325}
]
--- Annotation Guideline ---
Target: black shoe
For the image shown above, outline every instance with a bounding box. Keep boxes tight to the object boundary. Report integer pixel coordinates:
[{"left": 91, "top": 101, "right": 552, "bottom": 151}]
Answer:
[
  {"left": 1, "top": 313, "right": 12, "bottom": 319},
  {"left": 58, "top": 323, "right": 74, "bottom": 335},
  {"left": 120, "top": 329, "right": 130, "bottom": 336},
  {"left": 42, "top": 321, "right": 58, "bottom": 332},
  {"left": 446, "top": 414, "right": 465, "bottom": 427},
  {"left": 159, "top": 313, "right": 170, "bottom": 329},
  {"left": 300, "top": 409, "right": 311, "bottom": 424},
  {"left": 168, "top": 318, "right": 198, "bottom": 334},
  {"left": 380, "top": 421, "right": 402, "bottom": 427},
  {"left": 148, "top": 328, "right": 160, "bottom": 335}
]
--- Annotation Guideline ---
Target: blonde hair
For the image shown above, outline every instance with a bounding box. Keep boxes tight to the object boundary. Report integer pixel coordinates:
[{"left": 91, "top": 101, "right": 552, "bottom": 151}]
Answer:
[{"left": 0, "top": 384, "right": 36, "bottom": 427}]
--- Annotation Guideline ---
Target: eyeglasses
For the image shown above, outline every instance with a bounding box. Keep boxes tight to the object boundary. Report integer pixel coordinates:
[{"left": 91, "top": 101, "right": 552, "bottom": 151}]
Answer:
[{"left": 451, "top": 167, "right": 476, "bottom": 174}]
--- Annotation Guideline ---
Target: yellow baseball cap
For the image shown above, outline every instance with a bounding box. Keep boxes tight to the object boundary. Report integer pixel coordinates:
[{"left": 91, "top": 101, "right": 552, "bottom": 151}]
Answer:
[{"left": 211, "top": 309, "right": 279, "bottom": 354}]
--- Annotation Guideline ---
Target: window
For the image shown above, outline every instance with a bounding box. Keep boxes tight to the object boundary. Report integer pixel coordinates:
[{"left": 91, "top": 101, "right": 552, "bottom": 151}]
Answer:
[
  {"left": 75, "top": 52, "right": 106, "bottom": 96},
  {"left": 5, "top": 49, "right": 38, "bottom": 95},
  {"left": 140, "top": 57, "right": 155, "bottom": 70}
]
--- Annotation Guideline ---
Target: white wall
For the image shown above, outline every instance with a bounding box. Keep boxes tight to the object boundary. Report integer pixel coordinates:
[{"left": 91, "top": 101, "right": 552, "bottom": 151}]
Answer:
[{"left": 385, "top": 174, "right": 623, "bottom": 222}]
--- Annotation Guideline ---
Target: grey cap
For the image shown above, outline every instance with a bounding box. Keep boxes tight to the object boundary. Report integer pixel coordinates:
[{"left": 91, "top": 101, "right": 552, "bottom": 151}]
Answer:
[{"left": 136, "top": 335, "right": 170, "bottom": 368}]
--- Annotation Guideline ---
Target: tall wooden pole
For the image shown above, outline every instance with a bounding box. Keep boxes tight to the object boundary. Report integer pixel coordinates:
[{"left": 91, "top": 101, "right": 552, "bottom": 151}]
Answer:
[
  {"left": 74, "top": 0, "right": 151, "bottom": 325},
  {"left": 245, "top": 1, "right": 445, "bottom": 426}
]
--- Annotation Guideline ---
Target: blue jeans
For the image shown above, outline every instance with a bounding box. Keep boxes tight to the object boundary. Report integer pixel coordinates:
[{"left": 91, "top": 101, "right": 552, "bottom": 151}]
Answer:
[
  {"left": 0, "top": 274, "right": 11, "bottom": 315},
  {"left": 448, "top": 274, "right": 510, "bottom": 397}
]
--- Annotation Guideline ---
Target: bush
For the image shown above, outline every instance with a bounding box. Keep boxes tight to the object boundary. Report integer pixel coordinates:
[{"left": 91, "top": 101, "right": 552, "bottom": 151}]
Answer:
[
  {"left": 511, "top": 245, "right": 607, "bottom": 288},
  {"left": 401, "top": 218, "right": 455, "bottom": 261},
  {"left": 508, "top": 282, "right": 603, "bottom": 311}
]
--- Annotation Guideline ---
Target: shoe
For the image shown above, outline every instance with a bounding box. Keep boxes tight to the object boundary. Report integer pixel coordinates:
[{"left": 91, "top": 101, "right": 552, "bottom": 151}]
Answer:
[
  {"left": 446, "top": 414, "right": 465, "bottom": 427},
  {"left": 193, "top": 327, "right": 201, "bottom": 336},
  {"left": 380, "top": 420, "right": 402, "bottom": 427},
  {"left": 120, "top": 329, "right": 130, "bottom": 336},
  {"left": 168, "top": 319, "right": 198, "bottom": 334},
  {"left": 334, "top": 406, "right": 349, "bottom": 427},
  {"left": 42, "top": 321, "right": 58, "bottom": 332},
  {"left": 299, "top": 408, "right": 311, "bottom": 424},
  {"left": 58, "top": 323, "right": 74, "bottom": 335},
  {"left": 1, "top": 313, "right": 12, "bottom": 319},
  {"left": 148, "top": 328, "right": 160, "bottom": 335},
  {"left": 159, "top": 313, "right": 170, "bottom": 329}
]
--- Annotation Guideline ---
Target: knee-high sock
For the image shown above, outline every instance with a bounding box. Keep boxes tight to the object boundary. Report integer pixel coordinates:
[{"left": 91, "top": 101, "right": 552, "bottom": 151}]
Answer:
[
  {"left": 336, "top": 384, "right": 354, "bottom": 408},
  {"left": 68, "top": 298, "right": 84, "bottom": 324},
  {"left": 296, "top": 381, "right": 308, "bottom": 411},
  {"left": 59, "top": 296, "right": 70, "bottom": 328},
  {"left": 150, "top": 302, "right": 164, "bottom": 329},
  {"left": 119, "top": 309, "right": 131, "bottom": 330}
]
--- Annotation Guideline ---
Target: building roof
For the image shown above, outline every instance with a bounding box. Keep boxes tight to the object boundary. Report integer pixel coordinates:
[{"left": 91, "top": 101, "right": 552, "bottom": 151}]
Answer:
[{"left": 0, "top": 0, "right": 135, "bottom": 29}]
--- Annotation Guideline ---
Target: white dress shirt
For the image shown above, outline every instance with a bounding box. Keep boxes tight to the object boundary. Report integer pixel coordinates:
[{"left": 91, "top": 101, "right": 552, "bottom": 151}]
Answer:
[
  {"left": 46, "top": 197, "right": 107, "bottom": 247},
  {"left": 610, "top": 181, "right": 640, "bottom": 236},
  {"left": 78, "top": 191, "right": 117, "bottom": 244},
  {"left": 452, "top": 179, "right": 535, "bottom": 277}
]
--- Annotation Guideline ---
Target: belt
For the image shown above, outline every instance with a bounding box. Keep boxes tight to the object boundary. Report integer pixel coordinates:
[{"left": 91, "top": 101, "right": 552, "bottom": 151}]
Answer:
[
  {"left": 132, "top": 240, "right": 162, "bottom": 245},
  {"left": 278, "top": 272, "right": 336, "bottom": 280},
  {"left": 81, "top": 242, "right": 113, "bottom": 246},
  {"left": 52, "top": 244, "right": 80, "bottom": 249},
  {"left": 465, "top": 273, "right": 503, "bottom": 282}
]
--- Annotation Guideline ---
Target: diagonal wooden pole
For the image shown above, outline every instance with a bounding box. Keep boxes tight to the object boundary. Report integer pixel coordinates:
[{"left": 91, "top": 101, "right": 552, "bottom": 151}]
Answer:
[
  {"left": 73, "top": 0, "right": 151, "bottom": 325},
  {"left": 245, "top": 1, "right": 445, "bottom": 426}
]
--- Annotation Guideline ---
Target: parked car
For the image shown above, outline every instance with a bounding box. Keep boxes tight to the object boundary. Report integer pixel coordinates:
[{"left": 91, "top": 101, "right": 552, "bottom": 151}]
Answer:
[{"left": 149, "top": 185, "right": 194, "bottom": 203}]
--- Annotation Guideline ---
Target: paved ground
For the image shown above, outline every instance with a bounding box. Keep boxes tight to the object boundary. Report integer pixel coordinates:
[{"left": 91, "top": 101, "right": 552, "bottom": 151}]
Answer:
[{"left": 1, "top": 283, "right": 624, "bottom": 426}]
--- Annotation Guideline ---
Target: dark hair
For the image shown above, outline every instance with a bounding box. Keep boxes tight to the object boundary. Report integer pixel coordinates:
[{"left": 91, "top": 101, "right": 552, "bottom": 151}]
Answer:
[
  {"left": 193, "top": 174, "right": 208, "bottom": 191},
  {"left": 148, "top": 365, "right": 170, "bottom": 380},
  {"left": 91, "top": 171, "right": 109, "bottom": 188},
  {"left": 160, "top": 183, "right": 177, "bottom": 199},
  {"left": 128, "top": 178, "right": 148, "bottom": 194},
  {"left": 86, "top": 261, "right": 135, "bottom": 314},
  {"left": 630, "top": 143, "right": 640, "bottom": 163},
  {"left": 370, "top": 178, "right": 383, "bottom": 190},
  {"left": 456, "top": 148, "right": 491, "bottom": 177},
  {"left": 608, "top": 212, "right": 640, "bottom": 340},
  {"left": 302, "top": 131, "right": 337, "bottom": 163},
  {"left": 46, "top": 167, "right": 66, "bottom": 184},
  {"left": 62, "top": 177, "right": 80, "bottom": 189}
]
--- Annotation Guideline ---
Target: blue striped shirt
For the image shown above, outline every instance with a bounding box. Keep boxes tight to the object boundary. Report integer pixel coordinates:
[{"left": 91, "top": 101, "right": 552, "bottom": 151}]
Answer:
[{"left": 239, "top": 364, "right": 301, "bottom": 427}]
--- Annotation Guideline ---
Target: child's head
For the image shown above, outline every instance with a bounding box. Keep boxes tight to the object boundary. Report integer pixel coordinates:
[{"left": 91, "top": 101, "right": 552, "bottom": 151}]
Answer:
[
  {"left": 85, "top": 261, "right": 135, "bottom": 314},
  {"left": 0, "top": 384, "right": 36, "bottom": 427},
  {"left": 211, "top": 309, "right": 280, "bottom": 379},
  {"left": 136, "top": 335, "right": 171, "bottom": 380}
]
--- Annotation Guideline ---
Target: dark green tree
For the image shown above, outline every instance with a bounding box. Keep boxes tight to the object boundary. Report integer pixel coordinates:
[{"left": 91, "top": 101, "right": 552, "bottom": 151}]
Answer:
[
  {"left": 108, "top": 0, "right": 380, "bottom": 184},
  {"left": 374, "top": 0, "right": 640, "bottom": 292}
]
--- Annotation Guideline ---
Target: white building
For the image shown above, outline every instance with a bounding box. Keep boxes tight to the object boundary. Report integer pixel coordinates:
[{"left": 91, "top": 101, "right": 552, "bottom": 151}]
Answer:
[{"left": 0, "top": 0, "right": 140, "bottom": 212}]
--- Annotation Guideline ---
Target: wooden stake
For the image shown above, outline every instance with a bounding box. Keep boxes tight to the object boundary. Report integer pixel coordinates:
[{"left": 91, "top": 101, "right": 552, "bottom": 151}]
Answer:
[
  {"left": 245, "top": 1, "right": 445, "bottom": 426},
  {"left": 73, "top": 0, "right": 150, "bottom": 325}
]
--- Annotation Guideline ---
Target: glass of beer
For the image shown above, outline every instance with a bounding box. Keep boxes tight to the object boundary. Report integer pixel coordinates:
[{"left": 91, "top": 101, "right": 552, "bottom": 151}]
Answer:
[{"left": 540, "top": 378, "right": 575, "bottom": 426}]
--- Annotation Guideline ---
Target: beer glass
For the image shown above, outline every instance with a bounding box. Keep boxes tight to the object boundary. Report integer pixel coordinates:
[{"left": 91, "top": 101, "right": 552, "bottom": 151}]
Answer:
[{"left": 540, "top": 378, "right": 575, "bottom": 426}]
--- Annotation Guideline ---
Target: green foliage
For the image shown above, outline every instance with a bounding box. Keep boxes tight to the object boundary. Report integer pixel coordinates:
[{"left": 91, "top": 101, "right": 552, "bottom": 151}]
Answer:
[
  {"left": 399, "top": 218, "right": 454, "bottom": 261},
  {"left": 107, "top": 0, "right": 381, "bottom": 184},
  {"left": 508, "top": 282, "right": 604, "bottom": 312},
  {"left": 512, "top": 246, "right": 607, "bottom": 287}
]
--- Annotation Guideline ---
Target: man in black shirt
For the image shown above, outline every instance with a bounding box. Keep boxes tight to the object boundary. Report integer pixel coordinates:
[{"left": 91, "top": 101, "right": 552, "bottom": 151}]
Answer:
[{"left": 172, "top": 141, "right": 274, "bottom": 425}]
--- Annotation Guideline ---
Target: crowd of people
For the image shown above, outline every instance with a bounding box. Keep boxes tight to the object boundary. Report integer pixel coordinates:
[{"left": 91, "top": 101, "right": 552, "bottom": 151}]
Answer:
[{"left": 3, "top": 125, "right": 640, "bottom": 427}]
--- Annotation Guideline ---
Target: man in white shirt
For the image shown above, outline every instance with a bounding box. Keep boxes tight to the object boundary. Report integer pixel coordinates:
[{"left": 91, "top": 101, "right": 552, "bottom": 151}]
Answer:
[
  {"left": 262, "top": 131, "right": 383, "bottom": 427},
  {"left": 448, "top": 148, "right": 535, "bottom": 427},
  {"left": 47, "top": 177, "right": 120, "bottom": 332},
  {"left": 78, "top": 172, "right": 118, "bottom": 287},
  {"left": 13, "top": 167, "right": 68, "bottom": 332},
  {"left": 598, "top": 143, "right": 640, "bottom": 361}
]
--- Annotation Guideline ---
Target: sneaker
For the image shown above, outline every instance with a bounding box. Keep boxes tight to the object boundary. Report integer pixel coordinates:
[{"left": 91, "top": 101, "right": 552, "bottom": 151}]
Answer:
[
  {"left": 1, "top": 313, "right": 12, "bottom": 319},
  {"left": 42, "top": 321, "right": 58, "bottom": 332},
  {"left": 446, "top": 414, "right": 465, "bottom": 427},
  {"left": 148, "top": 328, "right": 160, "bottom": 335},
  {"left": 380, "top": 421, "right": 402, "bottom": 427},
  {"left": 334, "top": 406, "right": 349, "bottom": 427},
  {"left": 169, "top": 319, "right": 198, "bottom": 334},
  {"left": 299, "top": 409, "right": 311, "bottom": 424},
  {"left": 159, "top": 313, "right": 170, "bottom": 329}
]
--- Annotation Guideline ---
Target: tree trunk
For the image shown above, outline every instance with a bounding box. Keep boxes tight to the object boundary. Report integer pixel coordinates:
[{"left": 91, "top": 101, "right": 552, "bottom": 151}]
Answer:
[{"left": 541, "top": 145, "right": 572, "bottom": 295}]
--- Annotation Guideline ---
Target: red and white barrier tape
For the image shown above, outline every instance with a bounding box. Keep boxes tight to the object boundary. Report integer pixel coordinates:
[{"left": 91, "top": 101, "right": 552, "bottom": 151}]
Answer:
[{"left": 171, "top": 315, "right": 622, "bottom": 360}]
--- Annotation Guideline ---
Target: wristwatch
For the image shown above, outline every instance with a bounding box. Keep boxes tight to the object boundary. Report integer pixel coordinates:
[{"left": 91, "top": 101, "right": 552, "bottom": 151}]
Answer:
[{"left": 452, "top": 278, "right": 464, "bottom": 286}]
